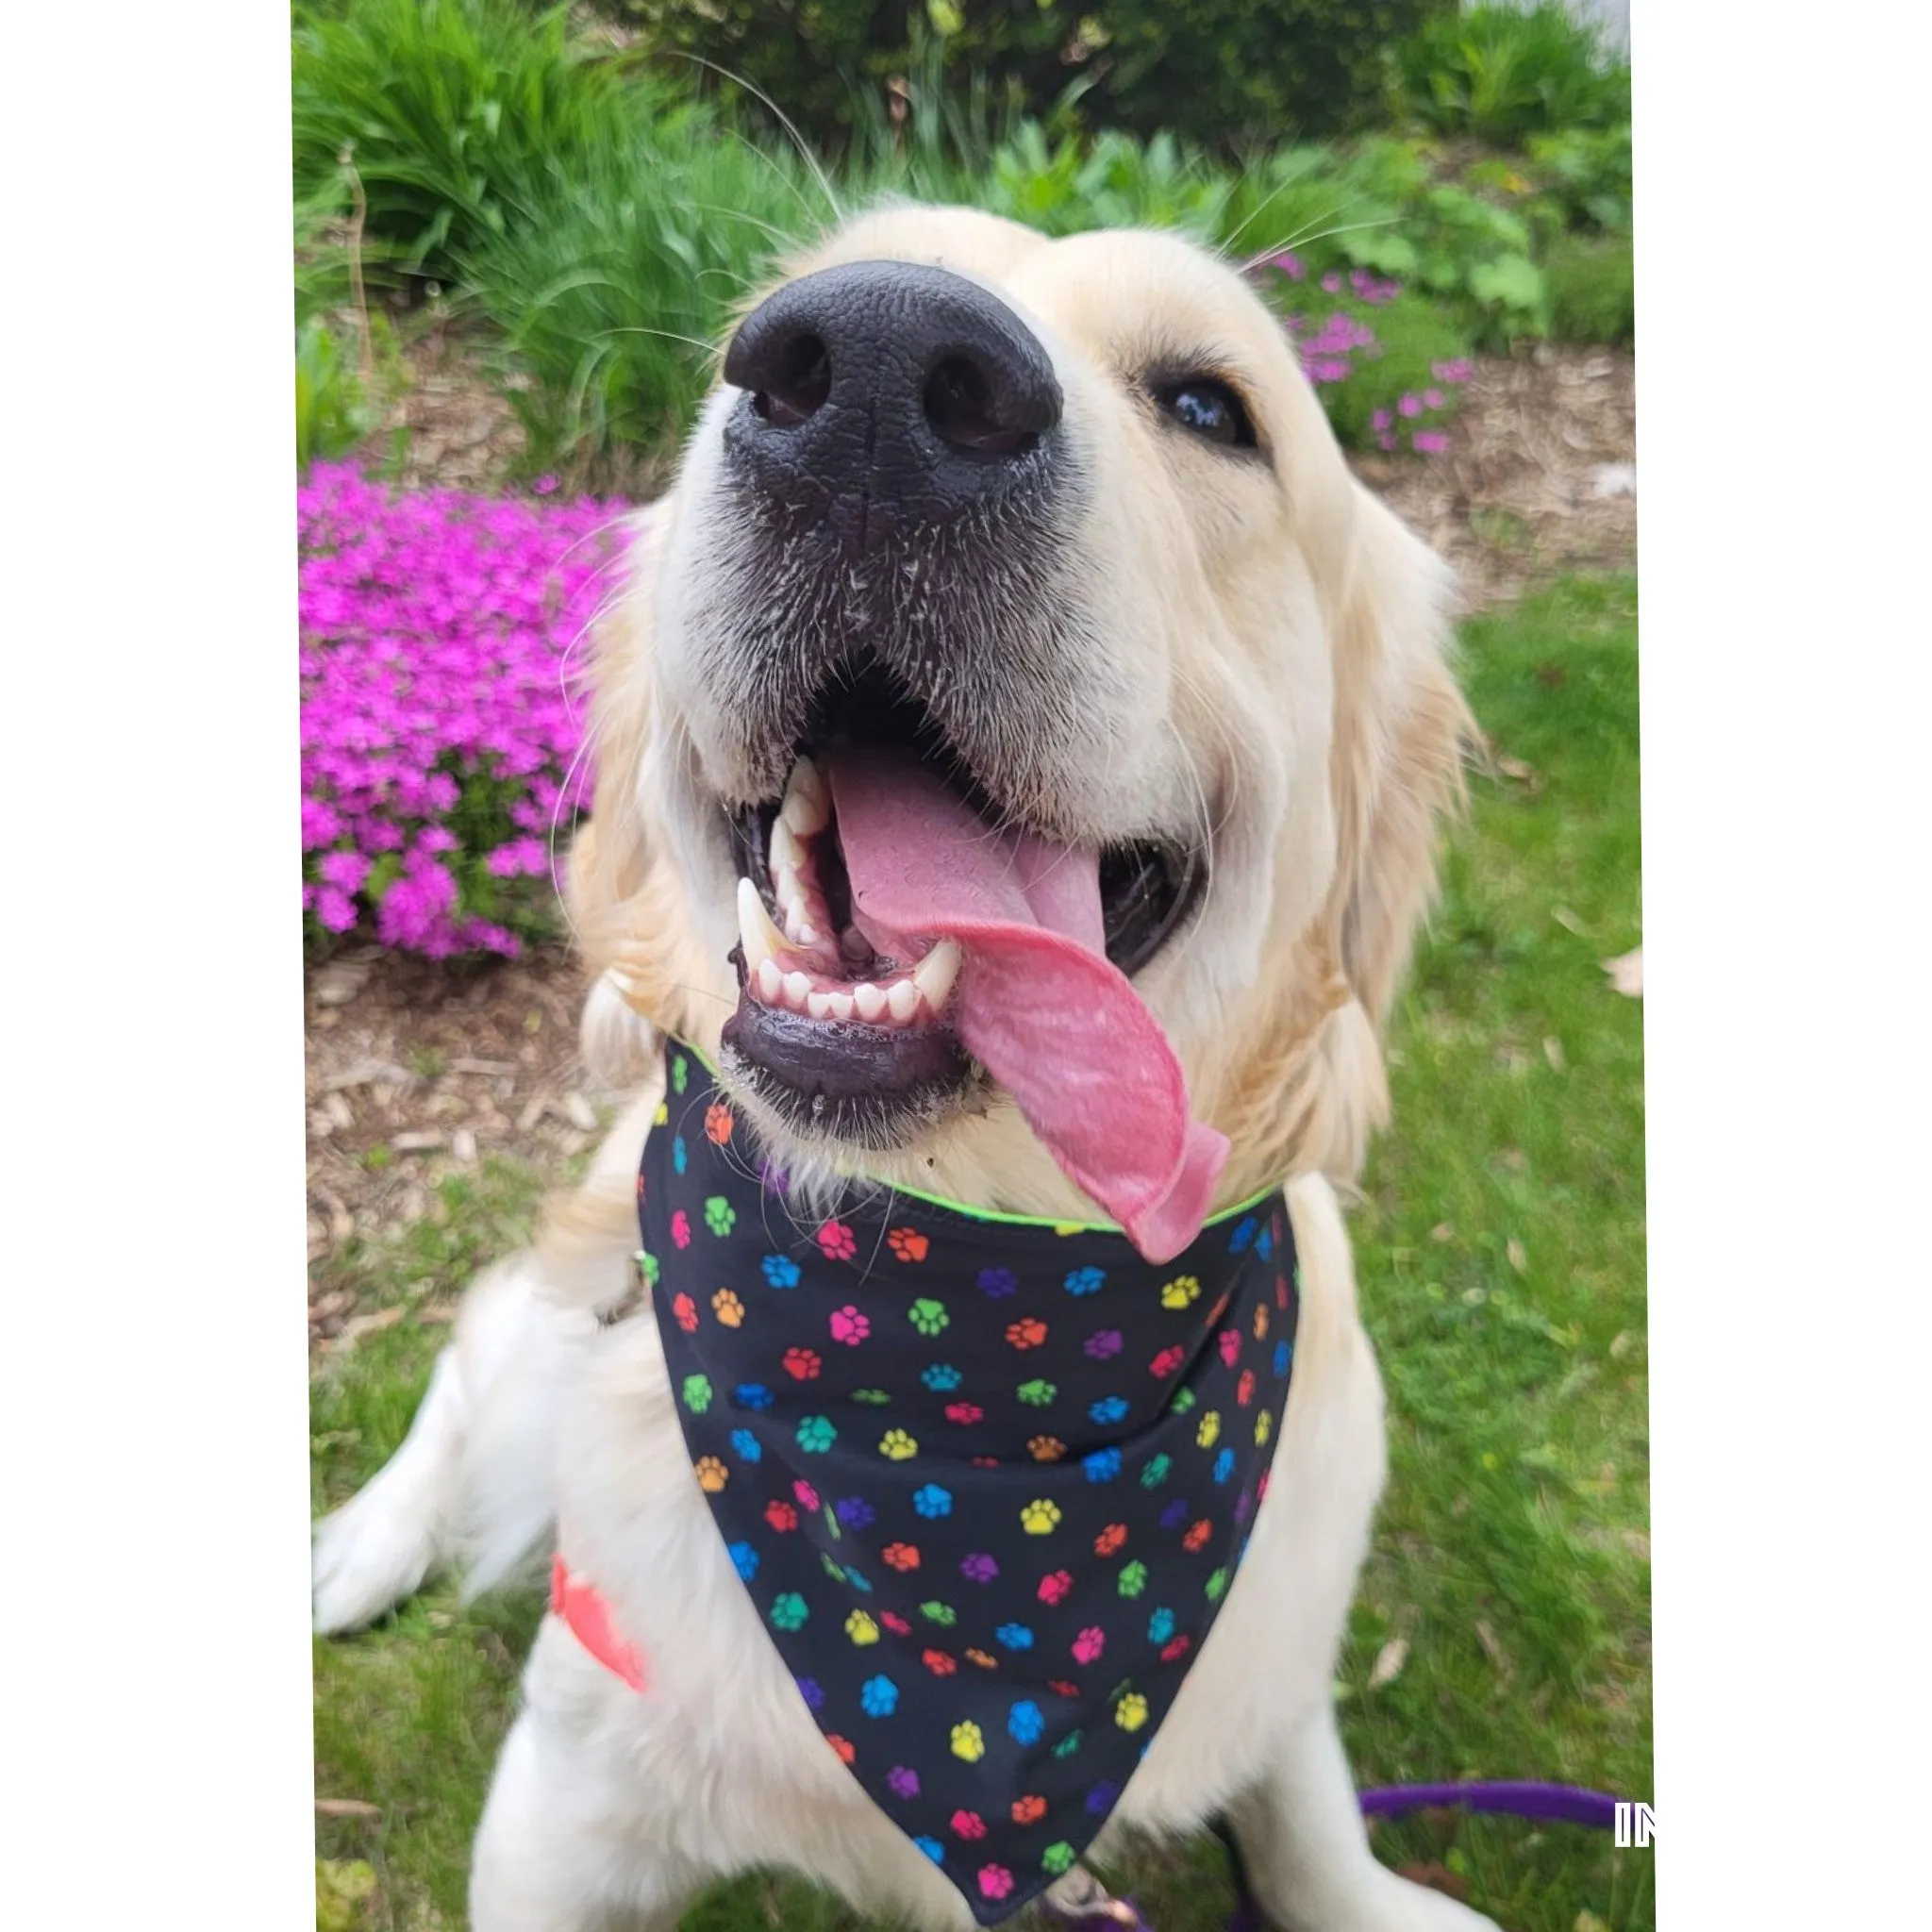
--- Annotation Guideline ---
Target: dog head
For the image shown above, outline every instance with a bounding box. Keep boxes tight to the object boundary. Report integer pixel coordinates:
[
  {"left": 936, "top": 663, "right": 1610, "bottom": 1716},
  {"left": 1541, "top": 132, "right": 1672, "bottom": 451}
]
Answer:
[{"left": 573, "top": 206, "right": 1469, "bottom": 1218}]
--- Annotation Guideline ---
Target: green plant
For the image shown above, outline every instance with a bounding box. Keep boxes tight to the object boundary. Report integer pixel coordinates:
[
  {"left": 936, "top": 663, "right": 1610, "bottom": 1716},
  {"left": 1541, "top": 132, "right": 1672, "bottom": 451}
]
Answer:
[
  {"left": 625, "top": 0, "right": 1454, "bottom": 156},
  {"left": 291, "top": 0, "right": 659, "bottom": 282},
  {"left": 1545, "top": 229, "right": 1634, "bottom": 345},
  {"left": 1526, "top": 124, "right": 1633, "bottom": 231},
  {"left": 1393, "top": 3, "right": 1629, "bottom": 146},
  {"left": 296, "top": 315, "right": 376, "bottom": 469}
]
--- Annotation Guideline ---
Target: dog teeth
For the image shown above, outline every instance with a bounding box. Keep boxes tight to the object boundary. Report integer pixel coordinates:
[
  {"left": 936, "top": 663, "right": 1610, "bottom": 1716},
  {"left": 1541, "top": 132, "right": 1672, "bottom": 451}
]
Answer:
[
  {"left": 780, "top": 756, "right": 830, "bottom": 837},
  {"left": 886, "top": 978, "right": 920, "bottom": 1022},
  {"left": 852, "top": 982, "right": 888, "bottom": 1023},
  {"left": 782, "top": 970, "right": 812, "bottom": 1007},
  {"left": 806, "top": 990, "right": 834, "bottom": 1021},
  {"left": 736, "top": 876, "right": 789, "bottom": 972},
  {"left": 911, "top": 940, "right": 962, "bottom": 1014},
  {"left": 757, "top": 957, "right": 784, "bottom": 1003},
  {"left": 769, "top": 818, "right": 807, "bottom": 876},
  {"left": 827, "top": 990, "right": 855, "bottom": 1022}
]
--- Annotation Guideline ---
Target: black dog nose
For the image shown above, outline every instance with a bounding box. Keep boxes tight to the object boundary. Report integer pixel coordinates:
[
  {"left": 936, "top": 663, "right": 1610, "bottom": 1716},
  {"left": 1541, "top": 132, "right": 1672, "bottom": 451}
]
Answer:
[{"left": 722, "top": 260, "right": 1061, "bottom": 547}]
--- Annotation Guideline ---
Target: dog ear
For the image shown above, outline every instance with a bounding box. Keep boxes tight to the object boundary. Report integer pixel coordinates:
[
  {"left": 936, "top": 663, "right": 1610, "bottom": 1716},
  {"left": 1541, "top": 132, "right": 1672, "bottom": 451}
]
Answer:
[
  {"left": 563, "top": 508, "right": 697, "bottom": 1081},
  {"left": 1323, "top": 483, "right": 1474, "bottom": 1035}
]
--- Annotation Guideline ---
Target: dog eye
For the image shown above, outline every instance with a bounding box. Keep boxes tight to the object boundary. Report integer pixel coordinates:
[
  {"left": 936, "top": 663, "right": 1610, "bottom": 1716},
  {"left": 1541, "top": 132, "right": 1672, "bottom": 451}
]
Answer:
[{"left": 1156, "top": 379, "right": 1255, "bottom": 449}]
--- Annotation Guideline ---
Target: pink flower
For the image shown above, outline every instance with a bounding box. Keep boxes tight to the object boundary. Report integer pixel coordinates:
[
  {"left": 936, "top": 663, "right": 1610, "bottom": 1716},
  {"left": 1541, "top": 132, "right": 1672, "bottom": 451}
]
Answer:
[
  {"left": 1371, "top": 408, "right": 1391, "bottom": 432},
  {"left": 1423, "top": 388, "right": 1445, "bottom": 409},
  {"left": 1270, "top": 251, "right": 1305, "bottom": 280},
  {"left": 1398, "top": 394, "right": 1424, "bottom": 419},
  {"left": 1321, "top": 272, "right": 1341, "bottom": 293}
]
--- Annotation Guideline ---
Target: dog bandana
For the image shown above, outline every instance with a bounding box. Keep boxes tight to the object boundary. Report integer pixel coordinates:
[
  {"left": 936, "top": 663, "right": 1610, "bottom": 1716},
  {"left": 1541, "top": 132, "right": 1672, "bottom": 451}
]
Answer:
[{"left": 638, "top": 1042, "right": 1299, "bottom": 1925}]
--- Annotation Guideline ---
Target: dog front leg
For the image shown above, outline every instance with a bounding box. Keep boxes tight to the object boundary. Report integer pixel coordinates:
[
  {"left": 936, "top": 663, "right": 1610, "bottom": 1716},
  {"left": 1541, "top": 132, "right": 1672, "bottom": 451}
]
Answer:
[{"left": 1226, "top": 1707, "right": 1498, "bottom": 1932}]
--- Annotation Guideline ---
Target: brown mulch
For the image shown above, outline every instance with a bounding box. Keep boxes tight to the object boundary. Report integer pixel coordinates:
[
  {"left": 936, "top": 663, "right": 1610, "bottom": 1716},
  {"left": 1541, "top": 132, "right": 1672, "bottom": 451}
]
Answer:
[
  {"left": 1351, "top": 341, "right": 1637, "bottom": 612},
  {"left": 304, "top": 338, "right": 1638, "bottom": 1339}
]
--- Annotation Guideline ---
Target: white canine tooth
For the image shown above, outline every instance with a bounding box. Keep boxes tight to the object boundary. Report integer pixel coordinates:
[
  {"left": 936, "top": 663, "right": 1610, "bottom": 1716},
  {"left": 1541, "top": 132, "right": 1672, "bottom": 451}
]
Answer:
[
  {"left": 736, "top": 875, "right": 788, "bottom": 970},
  {"left": 782, "top": 971, "right": 812, "bottom": 1009},
  {"left": 781, "top": 756, "right": 830, "bottom": 836},
  {"left": 827, "top": 991, "right": 855, "bottom": 1022},
  {"left": 807, "top": 991, "right": 834, "bottom": 1021},
  {"left": 796, "top": 924, "right": 820, "bottom": 947},
  {"left": 853, "top": 982, "right": 888, "bottom": 1023},
  {"left": 886, "top": 977, "right": 920, "bottom": 1022},
  {"left": 757, "top": 957, "right": 784, "bottom": 1003},
  {"left": 769, "top": 818, "right": 806, "bottom": 875},
  {"left": 911, "top": 939, "right": 962, "bottom": 1013}
]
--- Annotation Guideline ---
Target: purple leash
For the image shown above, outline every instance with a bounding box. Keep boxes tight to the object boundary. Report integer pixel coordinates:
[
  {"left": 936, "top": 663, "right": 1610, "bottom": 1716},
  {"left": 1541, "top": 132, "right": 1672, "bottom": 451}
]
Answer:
[{"left": 1040, "top": 1782, "right": 1623, "bottom": 1932}]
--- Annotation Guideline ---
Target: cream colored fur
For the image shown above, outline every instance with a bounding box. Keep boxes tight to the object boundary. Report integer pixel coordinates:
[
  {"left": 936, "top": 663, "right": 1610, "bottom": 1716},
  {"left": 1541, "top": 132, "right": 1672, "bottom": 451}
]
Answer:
[{"left": 312, "top": 207, "right": 1490, "bottom": 1932}]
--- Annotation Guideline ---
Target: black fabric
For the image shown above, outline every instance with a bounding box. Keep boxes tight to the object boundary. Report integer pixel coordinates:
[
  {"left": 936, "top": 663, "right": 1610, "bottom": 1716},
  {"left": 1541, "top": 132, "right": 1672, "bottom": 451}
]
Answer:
[{"left": 640, "top": 1041, "right": 1299, "bottom": 1924}]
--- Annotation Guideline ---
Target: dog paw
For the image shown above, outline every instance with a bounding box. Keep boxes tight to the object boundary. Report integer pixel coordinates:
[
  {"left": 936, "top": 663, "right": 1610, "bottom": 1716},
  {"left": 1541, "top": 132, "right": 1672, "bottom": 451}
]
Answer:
[{"left": 311, "top": 1479, "right": 441, "bottom": 1634}]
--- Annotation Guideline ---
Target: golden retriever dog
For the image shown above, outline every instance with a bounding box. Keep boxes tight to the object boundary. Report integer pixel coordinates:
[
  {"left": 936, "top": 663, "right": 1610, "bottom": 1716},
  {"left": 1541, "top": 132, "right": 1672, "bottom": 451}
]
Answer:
[{"left": 313, "top": 205, "right": 1488, "bottom": 1932}]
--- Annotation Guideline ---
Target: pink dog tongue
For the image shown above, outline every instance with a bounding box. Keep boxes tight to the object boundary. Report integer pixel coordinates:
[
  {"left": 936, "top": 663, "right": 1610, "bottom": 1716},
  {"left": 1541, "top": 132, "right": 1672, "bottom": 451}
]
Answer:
[{"left": 826, "top": 751, "right": 1228, "bottom": 1263}]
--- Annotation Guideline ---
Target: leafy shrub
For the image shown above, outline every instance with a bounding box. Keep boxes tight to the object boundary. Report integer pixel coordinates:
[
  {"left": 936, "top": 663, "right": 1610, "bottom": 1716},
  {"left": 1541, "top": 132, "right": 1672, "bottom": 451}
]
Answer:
[
  {"left": 296, "top": 317, "right": 377, "bottom": 470},
  {"left": 623, "top": 0, "right": 1453, "bottom": 155},
  {"left": 291, "top": 0, "right": 658, "bottom": 283},
  {"left": 1544, "top": 230, "right": 1633, "bottom": 345},
  {"left": 299, "top": 465, "right": 632, "bottom": 956},
  {"left": 1525, "top": 124, "right": 1633, "bottom": 231},
  {"left": 1392, "top": 3, "right": 1629, "bottom": 145}
]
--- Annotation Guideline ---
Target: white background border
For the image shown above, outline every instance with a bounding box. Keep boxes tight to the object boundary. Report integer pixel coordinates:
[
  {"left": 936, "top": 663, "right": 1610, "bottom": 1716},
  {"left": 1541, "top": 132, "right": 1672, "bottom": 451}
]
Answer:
[{"left": 6, "top": 2, "right": 1929, "bottom": 1924}]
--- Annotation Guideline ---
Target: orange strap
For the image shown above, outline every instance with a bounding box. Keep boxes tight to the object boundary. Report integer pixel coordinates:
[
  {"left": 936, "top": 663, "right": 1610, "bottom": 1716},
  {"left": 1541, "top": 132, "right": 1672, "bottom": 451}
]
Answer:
[{"left": 550, "top": 1555, "right": 649, "bottom": 1692}]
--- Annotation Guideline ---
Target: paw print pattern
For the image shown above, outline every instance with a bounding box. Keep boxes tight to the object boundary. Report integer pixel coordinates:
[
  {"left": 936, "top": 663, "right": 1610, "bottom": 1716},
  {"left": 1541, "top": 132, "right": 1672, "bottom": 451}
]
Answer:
[{"left": 633, "top": 1045, "right": 1299, "bottom": 1898}]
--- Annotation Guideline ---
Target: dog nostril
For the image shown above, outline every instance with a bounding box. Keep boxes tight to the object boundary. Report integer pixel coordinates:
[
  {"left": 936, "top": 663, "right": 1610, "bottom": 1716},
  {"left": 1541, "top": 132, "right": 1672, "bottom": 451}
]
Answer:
[
  {"left": 924, "top": 356, "right": 1035, "bottom": 458},
  {"left": 752, "top": 332, "right": 831, "bottom": 428}
]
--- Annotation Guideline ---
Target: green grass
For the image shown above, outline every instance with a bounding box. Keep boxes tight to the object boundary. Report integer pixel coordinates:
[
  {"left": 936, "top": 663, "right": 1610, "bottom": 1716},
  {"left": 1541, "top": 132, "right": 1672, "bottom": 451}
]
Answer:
[{"left": 311, "top": 574, "right": 1648, "bottom": 1931}]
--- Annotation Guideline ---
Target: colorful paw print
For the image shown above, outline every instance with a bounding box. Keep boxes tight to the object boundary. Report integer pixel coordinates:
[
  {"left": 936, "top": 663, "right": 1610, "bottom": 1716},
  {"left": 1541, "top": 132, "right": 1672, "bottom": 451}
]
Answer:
[
  {"left": 908, "top": 1297, "right": 949, "bottom": 1337},
  {"left": 921, "top": 1362, "right": 961, "bottom": 1392},
  {"left": 882, "top": 1541, "right": 921, "bottom": 1573},
  {"left": 1118, "top": 1559, "right": 1149, "bottom": 1598},
  {"left": 1020, "top": 1499, "right": 1063, "bottom": 1536},
  {"left": 920, "top": 1600, "right": 958, "bottom": 1626},
  {"left": 978, "top": 1865, "right": 1014, "bottom": 1902},
  {"left": 1063, "top": 1265, "right": 1107, "bottom": 1296},
  {"left": 671, "top": 1209, "right": 691, "bottom": 1250},
  {"left": 761, "top": 1253, "right": 801, "bottom": 1289},
  {"left": 795, "top": 1415, "right": 837, "bottom": 1453},
  {"left": 681, "top": 1374, "right": 712, "bottom": 1413},
  {"left": 835, "top": 1495, "right": 875, "bottom": 1530},
  {"left": 1089, "top": 1395, "right": 1130, "bottom": 1426},
  {"left": 1255, "top": 1410, "right": 1273, "bottom": 1446},
  {"left": 1008, "top": 1698, "right": 1045, "bottom": 1745},
  {"left": 950, "top": 1721, "right": 986, "bottom": 1762},
  {"left": 782, "top": 1346, "right": 822, "bottom": 1381},
  {"left": 912, "top": 1484, "right": 954, "bottom": 1519},
  {"left": 1253, "top": 1304, "right": 1271, "bottom": 1340},
  {"left": 845, "top": 1610, "right": 880, "bottom": 1646},
  {"left": 1006, "top": 1317, "right": 1048, "bottom": 1350},
  {"left": 729, "top": 1428, "right": 760, "bottom": 1463},
  {"left": 829, "top": 1304, "right": 871, "bottom": 1345},
  {"left": 694, "top": 1456, "right": 727, "bottom": 1492},
  {"left": 887, "top": 1766, "right": 921, "bottom": 1800},
  {"left": 1084, "top": 1446, "right": 1124, "bottom": 1482},
  {"left": 1197, "top": 1409, "right": 1222, "bottom": 1448},
  {"left": 1148, "top": 1607, "right": 1176, "bottom": 1643},
  {"left": 1206, "top": 1567, "right": 1230, "bottom": 1603},
  {"left": 764, "top": 1500, "right": 798, "bottom": 1533},
  {"left": 1218, "top": 1329, "right": 1241, "bottom": 1368},
  {"left": 1027, "top": 1435, "right": 1066, "bottom": 1462},
  {"left": 636, "top": 1249, "right": 660, "bottom": 1289},
  {"left": 672, "top": 1292, "right": 699, "bottom": 1334},
  {"left": 1037, "top": 1569, "right": 1074, "bottom": 1605},
  {"left": 1183, "top": 1519, "right": 1213, "bottom": 1552},
  {"left": 852, "top": 1387, "right": 891, "bottom": 1407},
  {"left": 710, "top": 1289, "right": 744, "bottom": 1327},
  {"left": 881, "top": 1611, "right": 911, "bottom": 1636},
  {"left": 1084, "top": 1327, "right": 1124, "bottom": 1360},
  {"left": 793, "top": 1479, "right": 820, "bottom": 1510},
  {"left": 924, "top": 1648, "right": 958, "bottom": 1676},
  {"left": 1214, "top": 1447, "right": 1236, "bottom": 1484},
  {"left": 959, "top": 1552, "right": 1000, "bottom": 1584},
  {"left": 671, "top": 1055, "right": 690, "bottom": 1095},
  {"left": 945, "top": 1401, "right": 986, "bottom": 1425},
  {"left": 1237, "top": 1369, "right": 1257, "bottom": 1407},
  {"left": 887, "top": 1226, "right": 930, "bottom": 1262},
  {"left": 914, "top": 1837, "right": 945, "bottom": 1866},
  {"left": 1093, "top": 1523, "right": 1128, "bottom": 1557},
  {"left": 859, "top": 1674, "right": 899, "bottom": 1717},
  {"left": 1071, "top": 1626, "right": 1107, "bottom": 1665},
  {"left": 704, "top": 1100, "right": 733, "bottom": 1144},
  {"left": 1160, "top": 1274, "right": 1201, "bottom": 1309},
  {"left": 1114, "top": 1691, "right": 1150, "bottom": 1733},
  {"left": 816, "top": 1219, "right": 858, "bottom": 1261},
  {"left": 727, "top": 1541, "right": 758, "bottom": 1582},
  {"left": 735, "top": 1381, "right": 774, "bottom": 1412},
  {"left": 995, "top": 1622, "right": 1035, "bottom": 1652},
  {"left": 1011, "top": 1794, "right": 1047, "bottom": 1825},
  {"left": 1229, "top": 1214, "right": 1258, "bottom": 1254},
  {"left": 1016, "top": 1378, "right": 1058, "bottom": 1407},
  {"left": 951, "top": 1808, "right": 988, "bottom": 1840},
  {"left": 1141, "top": 1453, "right": 1173, "bottom": 1488},
  {"left": 878, "top": 1428, "right": 919, "bottom": 1461},
  {"left": 965, "top": 1647, "right": 998, "bottom": 1671},
  {"left": 826, "top": 1734, "right": 855, "bottom": 1765},
  {"left": 1041, "top": 1842, "right": 1077, "bottom": 1876},
  {"left": 673, "top": 1136, "right": 688, "bottom": 1174},
  {"left": 1051, "top": 1730, "right": 1082, "bottom": 1760},
  {"left": 769, "top": 1591, "right": 808, "bottom": 1631},
  {"left": 1149, "top": 1345, "right": 1186, "bottom": 1379}
]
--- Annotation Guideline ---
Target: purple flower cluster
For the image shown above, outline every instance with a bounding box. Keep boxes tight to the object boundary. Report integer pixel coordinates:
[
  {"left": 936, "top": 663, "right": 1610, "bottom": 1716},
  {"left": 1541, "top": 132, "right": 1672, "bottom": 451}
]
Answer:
[
  {"left": 1367, "top": 359, "right": 1475, "bottom": 457},
  {"left": 299, "top": 464, "right": 632, "bottom": 958}
]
